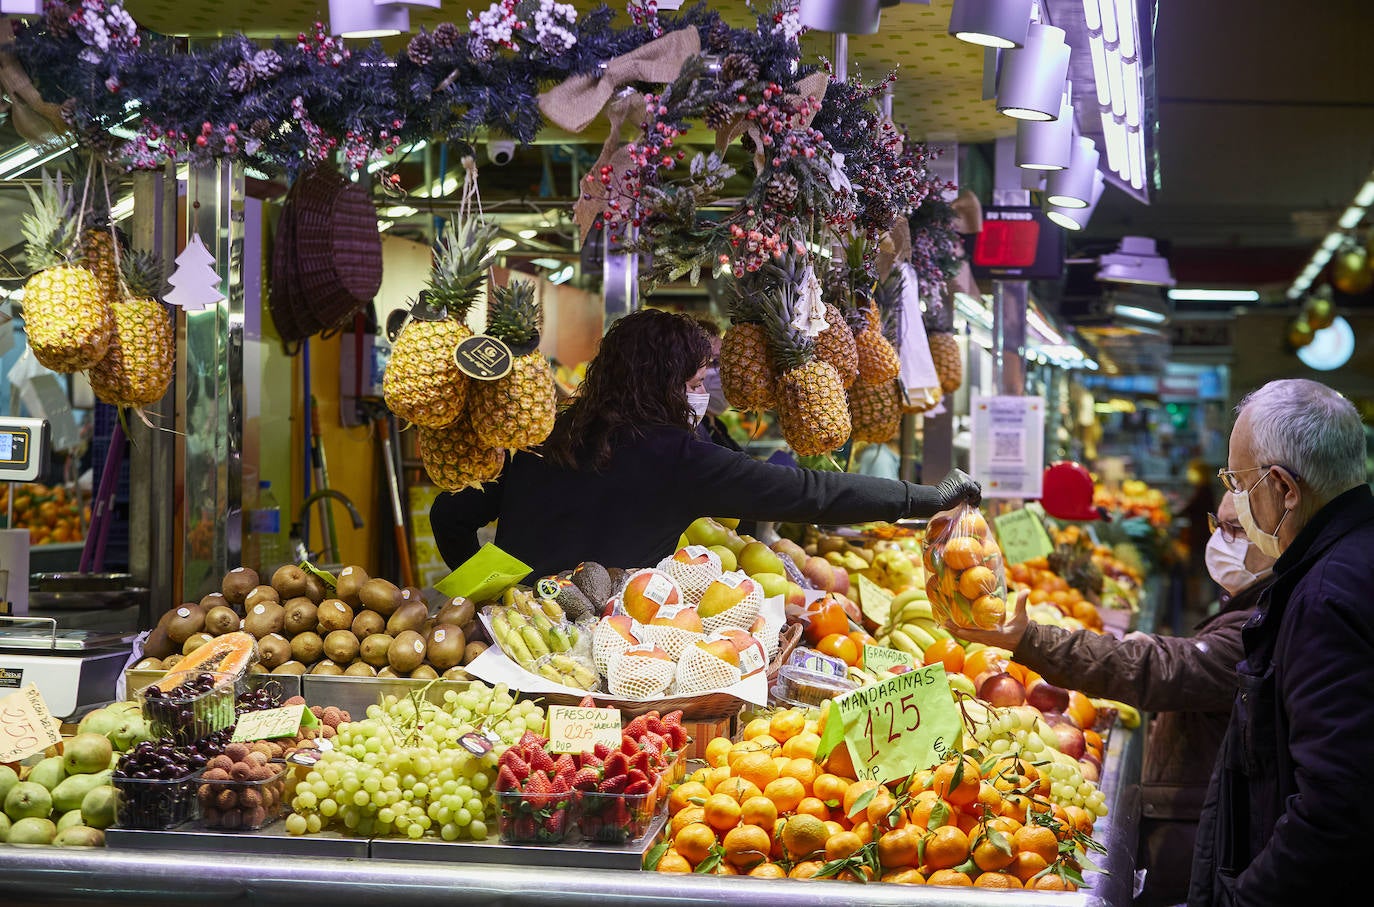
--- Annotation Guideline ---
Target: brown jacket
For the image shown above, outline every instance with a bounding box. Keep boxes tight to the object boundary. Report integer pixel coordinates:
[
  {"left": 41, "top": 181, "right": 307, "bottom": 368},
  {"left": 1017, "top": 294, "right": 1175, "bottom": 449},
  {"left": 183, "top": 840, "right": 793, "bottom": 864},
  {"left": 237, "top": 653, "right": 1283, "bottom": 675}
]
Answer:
[{"left": 1012, "top": 579, "right": 1270, "bottom": 821}]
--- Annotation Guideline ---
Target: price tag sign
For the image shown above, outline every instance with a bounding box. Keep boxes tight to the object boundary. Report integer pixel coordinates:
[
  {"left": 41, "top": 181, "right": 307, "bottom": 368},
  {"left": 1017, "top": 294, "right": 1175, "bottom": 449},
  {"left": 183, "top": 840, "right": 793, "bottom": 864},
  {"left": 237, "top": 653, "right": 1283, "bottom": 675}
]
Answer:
[
  {"left": 994, "top": 507, "right": 1054, "bottom": 565},
  {"left": 0, "top": 684, "right": 61, "bottom": 762},
  {"left": 454, "top": 335, "right": 514, "bottom": 381},
  {"left": 863, "top": 644, "right": 915, "bottom": 675},
  {"left": 788, "top": 647, "right": 848, "bottom": 679},
  {"left": 231, "top": 704, "right": 306, "bottom": 742},
  {"left": 546, "top": 705, "right": 623, "bottom": 755},
  {"left": 819, "top": 665, "right": 961, "bottom": 783},
  {"left": 856, "top": 575, "right": 895, "bottom": 628}
]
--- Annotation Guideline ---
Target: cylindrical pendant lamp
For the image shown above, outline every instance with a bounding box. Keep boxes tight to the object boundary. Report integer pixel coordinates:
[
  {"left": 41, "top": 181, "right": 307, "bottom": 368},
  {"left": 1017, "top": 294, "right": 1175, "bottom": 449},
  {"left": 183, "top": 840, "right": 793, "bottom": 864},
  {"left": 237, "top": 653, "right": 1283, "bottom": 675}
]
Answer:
[
  {"left": 1045, "top": 170, "right": 1106, "bottom": 230},
  {"left": 948, "top": 0, "right": 1035, "bottom": 48},
  {"left": 997, "top": 23, "right": 1071, "bottom": 121},
  {"left": 1045, "top": 137, "right": 1100, "bottom": 209},
  {"left": 800, "top": 0, "right": 882, "bottom": 34},
  {"left": 329, "top": 0, "right": 409, "bottom": 38},
  {"left": 1016, "top": 85, "right": 1075, "bottom": 170}
]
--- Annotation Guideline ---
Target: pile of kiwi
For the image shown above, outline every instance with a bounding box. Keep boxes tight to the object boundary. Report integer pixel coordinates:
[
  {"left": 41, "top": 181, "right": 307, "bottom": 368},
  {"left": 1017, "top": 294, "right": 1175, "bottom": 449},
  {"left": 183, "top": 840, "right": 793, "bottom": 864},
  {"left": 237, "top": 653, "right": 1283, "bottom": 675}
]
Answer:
[{"left": 136, "top": 565, "right": 486, "bottom": 680}]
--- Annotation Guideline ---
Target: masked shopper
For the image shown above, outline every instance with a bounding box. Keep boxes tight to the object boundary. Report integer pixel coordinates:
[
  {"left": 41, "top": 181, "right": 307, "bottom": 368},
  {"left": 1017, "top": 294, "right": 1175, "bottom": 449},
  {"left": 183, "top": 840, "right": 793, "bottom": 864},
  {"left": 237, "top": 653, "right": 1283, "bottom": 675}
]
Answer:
[
  {"left": 956, "top": 493, "right": 1275, "bottom": 905},
  {"left": 430, "top": 309, "right": 981, "bottom": 578},
  {"left": 1188, "top": 378, "right": 1372, "bottom": 907}
]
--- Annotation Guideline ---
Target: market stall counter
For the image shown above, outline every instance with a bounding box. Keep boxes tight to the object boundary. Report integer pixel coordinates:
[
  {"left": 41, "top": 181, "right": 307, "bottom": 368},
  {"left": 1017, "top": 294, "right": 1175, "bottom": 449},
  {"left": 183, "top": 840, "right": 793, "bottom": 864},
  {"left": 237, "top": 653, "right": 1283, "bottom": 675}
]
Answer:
[{"left": 0, "top": 726, "right": 1141, "bottom": 906}]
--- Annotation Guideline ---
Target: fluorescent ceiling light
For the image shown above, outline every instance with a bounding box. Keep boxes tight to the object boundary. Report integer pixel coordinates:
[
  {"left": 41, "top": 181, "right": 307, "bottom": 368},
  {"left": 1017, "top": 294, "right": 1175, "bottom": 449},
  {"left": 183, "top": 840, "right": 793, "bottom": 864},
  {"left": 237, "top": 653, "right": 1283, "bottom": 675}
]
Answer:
[
  {"left": 1122, "top": 59, "right": 1142, "bottom": 128},
  {"left": 1114, "top": 0, "right": 1136, "bottom": 58},
  {"left": 491, "top": 237, "right": 518, "bottom": 253},
  {"left": 948, "top": 0, "right": 1034, "bottom": 48},
  {"left": 1338, "top": 205, "right": 1366, "bottom": 229},
  {"left": 1100, "top": 109, "right": 1127, "bottom": 174},
  {"left": 1082, "top": 0, "right": 1101, "bottom": 30},
  {"left": 1087, "top": 34, "right": 1111, "bottom": 106},
  {"left": 531, "top": 258, "right": 564, "bottom": 269},
  {"left": 381, "top": 205, "right": 417, "bottom": 218},
  {"left": 1296, "top": 316, "right": 1355, "bottom": 371},
  {"left": 1099, "top": 0, "right": 1118, "bottom": 45},
  {"left": 1167, "top": 288, "right": 1260, "bottom": 302},
  {"left": 1320, "top": 232, "right": 1345, "bottom": 252},
  {"left": 518, "top": 229, "right": 539, "bottom": 239},
  {"left": 549, "top": 265, "right": 575, "bottom": 285},
  {"left": 1110, "top": 303, "right": 1167, "bottom": 324},
  {"left": 1126, "top": 131, "right": 1144, "bottom": 189},
  {"left": 1027, "top": 307, "right": 1064, "bottom": 345},
  {"left": 1356, "top": 181, "right": 1374, "bottom": 207}
]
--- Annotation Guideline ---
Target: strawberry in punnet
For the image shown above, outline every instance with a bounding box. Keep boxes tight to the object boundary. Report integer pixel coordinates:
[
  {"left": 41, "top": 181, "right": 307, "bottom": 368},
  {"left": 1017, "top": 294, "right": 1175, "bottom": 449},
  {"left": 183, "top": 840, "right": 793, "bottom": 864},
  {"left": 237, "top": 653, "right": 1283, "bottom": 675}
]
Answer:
[
  {"left": 571, "top": 766, "right": 602, "bottom": 792},
  {"left": 599, "top": 774, "right": 631, "bottom": 795},
  {"left": 496, "top": 732, "right": 575, "bottom": 844},
  {"left": 593, "top": 741, "right": 614, "bottom": 760},
  {"left": 603, "top": 751, "right": 630, "bottom": 778},
  {"left": 624, "top": 714, "right": 651, "bottom": 739},
  {"left": 553, "top": 753, "right": 578, "bottom": 778},
  {"left": 630, "top": 750, "right": 653, "bottom": 776},
  {"left": 497, "top": 764, "right": 523, "bottom": 793}
]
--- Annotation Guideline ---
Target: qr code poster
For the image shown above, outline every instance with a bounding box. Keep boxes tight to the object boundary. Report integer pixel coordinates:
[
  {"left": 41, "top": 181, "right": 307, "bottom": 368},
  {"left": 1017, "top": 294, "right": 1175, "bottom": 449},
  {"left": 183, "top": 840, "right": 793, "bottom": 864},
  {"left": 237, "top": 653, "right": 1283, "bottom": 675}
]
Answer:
[{"left": 970, "top": 395, "right": 1046, "bottom": 499}]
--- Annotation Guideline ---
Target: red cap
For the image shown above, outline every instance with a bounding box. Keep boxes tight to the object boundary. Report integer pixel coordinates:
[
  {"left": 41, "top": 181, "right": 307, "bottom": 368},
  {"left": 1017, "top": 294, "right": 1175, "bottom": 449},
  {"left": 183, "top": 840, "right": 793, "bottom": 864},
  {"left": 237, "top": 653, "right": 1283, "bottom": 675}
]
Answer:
[{"left": 1041, "top": 462, "right": 1100, "bottom": 521}]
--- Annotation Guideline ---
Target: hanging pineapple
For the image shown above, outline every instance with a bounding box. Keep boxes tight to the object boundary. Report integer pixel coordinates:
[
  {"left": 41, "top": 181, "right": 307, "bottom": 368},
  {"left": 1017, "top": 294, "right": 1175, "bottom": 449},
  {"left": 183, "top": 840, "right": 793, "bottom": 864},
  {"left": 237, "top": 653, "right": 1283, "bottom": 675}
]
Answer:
[
  {"left": 926, "top": 297, "right": 963, "bottom": 394},
  {"left": 467, "top": 279, "right": 556, "bottom": 451},
  {"left": 719, "top": 277, "right": 776, "bottom": 411},
  {"left": 90, "top": 250, "right": 175, "bottom": 408},
  {"left": 848, "top": 379, "right": 902, "bottom": 443},
  {"left": 20, "top": 170, "right": 112, "bottom": 372},
  {"left": 854, "top": 304, "right": 901, "bottom": 386},
  {"left": 383, "top": 218, "right": 499, "bottom": 429},
  {"left": 815, "top": 302, "right": 859, "bottom": 389},
  {"left": 78, "top": 161, "right": 120, "bottom": 308},
  {"left": 417, "top": 418, "right": 506, "bottom": 492},
  {"left": 761, "top": 261, "right": 850, "bottom": 456}
]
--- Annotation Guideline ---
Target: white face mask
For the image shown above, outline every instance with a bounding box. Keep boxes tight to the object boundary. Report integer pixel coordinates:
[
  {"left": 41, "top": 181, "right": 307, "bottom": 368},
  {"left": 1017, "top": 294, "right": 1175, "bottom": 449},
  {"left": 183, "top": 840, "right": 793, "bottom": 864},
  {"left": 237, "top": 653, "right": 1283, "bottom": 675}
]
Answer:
[
  {"left": 1205, "top": 530, "right": 1268, "bottom": 595},
  {"left": 1233, "top": 472, "right": 1288, "bottom": 559},
  {"left": 687, "top": 391, "right": 711, "bottom": 426}
]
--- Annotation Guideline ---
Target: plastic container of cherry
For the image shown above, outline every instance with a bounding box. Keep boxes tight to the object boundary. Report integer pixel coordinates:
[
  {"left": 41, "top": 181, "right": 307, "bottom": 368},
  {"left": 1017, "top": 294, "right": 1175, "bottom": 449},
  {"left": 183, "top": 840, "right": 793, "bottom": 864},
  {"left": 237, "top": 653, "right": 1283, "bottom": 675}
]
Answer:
[
  {"left": 112, "top": 738, "right": 213, "bottom": 830},
  {"left": 138, "top": 670, "right": 239, "bottom": 746}
]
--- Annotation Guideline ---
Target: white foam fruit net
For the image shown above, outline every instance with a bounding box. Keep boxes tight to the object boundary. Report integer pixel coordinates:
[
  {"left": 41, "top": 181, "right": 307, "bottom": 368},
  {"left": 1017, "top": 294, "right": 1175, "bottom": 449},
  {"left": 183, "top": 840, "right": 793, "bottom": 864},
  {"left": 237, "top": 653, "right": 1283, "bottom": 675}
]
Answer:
[
  {"left": 754, "top": 608, "right": 784, "bottom": 660},
  {"left": 700, "top": 587, "right": 763, "bottom": 635},
  {"left": 592, "top": 617, "right": 641, "bottom": 676},
  {"left": 607, "top": 650, "right": 677, "bottom": 700},
  {"left": 657, "top": 546, "right": 723, "bottom": 606},
  {"left": 674, "top": 640, "right": 744, "bottom": 695},
  {"left": 642, "top": 623, "right": 705, "bottom": 661}
]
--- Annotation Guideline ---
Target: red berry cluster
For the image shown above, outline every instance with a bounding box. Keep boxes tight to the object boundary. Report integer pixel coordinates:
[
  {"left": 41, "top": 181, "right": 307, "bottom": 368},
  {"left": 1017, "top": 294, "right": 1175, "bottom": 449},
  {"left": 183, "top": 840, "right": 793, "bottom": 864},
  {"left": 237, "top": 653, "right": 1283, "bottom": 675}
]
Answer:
[{"left": 296, "top": 20, "right": 349, "bottom": 67}]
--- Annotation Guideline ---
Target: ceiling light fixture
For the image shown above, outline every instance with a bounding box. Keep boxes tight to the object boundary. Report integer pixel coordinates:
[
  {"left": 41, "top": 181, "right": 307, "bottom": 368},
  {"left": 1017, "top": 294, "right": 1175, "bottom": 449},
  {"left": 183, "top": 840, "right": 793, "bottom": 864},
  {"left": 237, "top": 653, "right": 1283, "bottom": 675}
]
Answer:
[
  {"left": 1167, "top": 288, "right": 1260, "bottom": 302},
  {"left": 1081, "top": 0, "right": 1147, "bottom": 190},
  {"left": 1015, "top": 83, "right": 1074, "bottom": 170},
  {"left": 1044, "top": 169, "right": 1105, "bottom": 230},
  {"left": 1296, "top": 316, "right": 1356, "bottom": 371},
  {"left": 518, "top": 228, "right": 539, "bottom": 239},
  {"left": 799, "top": 0, "right": 882, "bottom": 34},
  {"left": 1109, "top": 303, "right": 1167, "bottom": 324},
  {"left": 1097, "top": 236, "right": 1175, "bottom": 287},
  {"left": 549, "top": 265, "right": 576, "bottom": 285},
  {"left": 1045, "top": 136, "right": 1100, "bottom": 208},
  {"left": 948, "top": 0, "right": 1034, "bottom": 49},
  {"left": 328, "top": 0, "right": 439, "bottom": 38},
  {"left": 491, "top": 237, "right": 518, "bottom": 253},
  {"left": 997, "top": 23, "right": 1071, "bottom": 121}
]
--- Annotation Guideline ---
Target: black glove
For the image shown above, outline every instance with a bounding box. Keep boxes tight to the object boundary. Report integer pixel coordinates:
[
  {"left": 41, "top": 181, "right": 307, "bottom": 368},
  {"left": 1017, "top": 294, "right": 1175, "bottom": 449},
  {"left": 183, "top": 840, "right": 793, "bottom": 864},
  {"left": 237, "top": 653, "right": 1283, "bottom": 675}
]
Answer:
[
  {"left": 936, "top": 468, "right": 982, "bottom": 510},
  {"left": 904, "top": 468, "right": 982, "bottom": 518}
]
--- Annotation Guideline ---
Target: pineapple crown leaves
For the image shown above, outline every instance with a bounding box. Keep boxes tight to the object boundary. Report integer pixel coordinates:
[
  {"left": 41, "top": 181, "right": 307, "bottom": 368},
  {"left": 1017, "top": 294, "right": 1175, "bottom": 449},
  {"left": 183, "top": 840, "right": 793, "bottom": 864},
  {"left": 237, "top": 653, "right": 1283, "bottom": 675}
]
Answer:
[
  {"left": 486, "top": 278, "right": 542, "bottom": 355},
  {"left": 426, "top": 217, "right": 502, "bottom": 318},
  {"left": 872, "top": 267, "right": 906, "bottom": 347},
  {"left": 21, "top": 170, "right": 83, "bottom": 272},
  {"left": 757, "top": 254, "right": 818, "bottom": 373},
  {"left": 120, "top": 250, "right": 168, "bottom": 300}
]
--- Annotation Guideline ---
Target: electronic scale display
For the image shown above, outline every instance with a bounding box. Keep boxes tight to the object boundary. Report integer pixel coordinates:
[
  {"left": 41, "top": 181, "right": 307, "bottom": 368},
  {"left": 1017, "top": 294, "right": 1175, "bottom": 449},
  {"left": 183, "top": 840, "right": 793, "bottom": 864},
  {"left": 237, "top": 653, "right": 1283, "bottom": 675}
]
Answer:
[{"left": 0, "top": 418, "right": 49, "bottom": 482}]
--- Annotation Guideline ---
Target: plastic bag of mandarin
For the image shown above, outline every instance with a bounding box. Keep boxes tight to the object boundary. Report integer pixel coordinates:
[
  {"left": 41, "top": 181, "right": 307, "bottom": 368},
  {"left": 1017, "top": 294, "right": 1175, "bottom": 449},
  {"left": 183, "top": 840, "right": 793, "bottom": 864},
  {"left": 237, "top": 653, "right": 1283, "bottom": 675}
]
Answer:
[{"left": 921, "top": 504, "right": 1009, "bottom": 631}]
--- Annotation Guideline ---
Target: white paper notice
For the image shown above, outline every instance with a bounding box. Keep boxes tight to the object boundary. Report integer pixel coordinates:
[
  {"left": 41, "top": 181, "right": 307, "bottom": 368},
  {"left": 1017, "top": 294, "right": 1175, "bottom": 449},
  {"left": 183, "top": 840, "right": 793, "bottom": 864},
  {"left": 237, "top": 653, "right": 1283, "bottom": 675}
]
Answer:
[{"left": 969, "top": 395, "right": 1046, "bottom": 499}]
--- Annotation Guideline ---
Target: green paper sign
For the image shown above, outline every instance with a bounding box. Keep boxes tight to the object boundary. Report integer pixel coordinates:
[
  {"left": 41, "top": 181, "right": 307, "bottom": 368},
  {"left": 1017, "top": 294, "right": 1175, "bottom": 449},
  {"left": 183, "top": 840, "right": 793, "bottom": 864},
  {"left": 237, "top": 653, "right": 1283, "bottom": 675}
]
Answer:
[
  {"left": 232, "top": 704, "right": 307, "bottom": 742},
  {"left": 435, "top": 543, "right": 532, "bottom": 602},
  {"left": 994, "top": 507, "right": 1055, "bottom": 565},
  {"left": 855, "top": 574, "right": 894, "bottom": 628},
  {"left": 863, "top": 644, "right": 915, "bottom": 675},
  {"left": 831, "top": 665, "right": 962, "bottom": 783}
]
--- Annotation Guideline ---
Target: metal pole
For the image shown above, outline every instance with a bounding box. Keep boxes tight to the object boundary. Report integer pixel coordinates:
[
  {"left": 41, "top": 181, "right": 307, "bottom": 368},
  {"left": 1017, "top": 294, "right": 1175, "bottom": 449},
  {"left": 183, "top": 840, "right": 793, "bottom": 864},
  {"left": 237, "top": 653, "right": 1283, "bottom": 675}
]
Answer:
[
  {"left": 834, "top": 33, "right": 849, "bottom": 82},
  {"left": 992, "top": 280, "right": 1027, "bottom": 396}
]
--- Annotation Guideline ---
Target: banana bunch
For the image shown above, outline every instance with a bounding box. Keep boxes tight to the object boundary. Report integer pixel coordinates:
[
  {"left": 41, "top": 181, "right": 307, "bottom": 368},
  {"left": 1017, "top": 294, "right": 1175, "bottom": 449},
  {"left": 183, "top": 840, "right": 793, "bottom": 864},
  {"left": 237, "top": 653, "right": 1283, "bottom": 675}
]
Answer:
[
  {"left": 489, "top": 589, "right": 584, "bottom": 666},
  {"left": 1090, "top": 697, "right": 1142, "bottom": 729},
  {"left": 876, "top": 587, "right": 956, "bottom": 660}
]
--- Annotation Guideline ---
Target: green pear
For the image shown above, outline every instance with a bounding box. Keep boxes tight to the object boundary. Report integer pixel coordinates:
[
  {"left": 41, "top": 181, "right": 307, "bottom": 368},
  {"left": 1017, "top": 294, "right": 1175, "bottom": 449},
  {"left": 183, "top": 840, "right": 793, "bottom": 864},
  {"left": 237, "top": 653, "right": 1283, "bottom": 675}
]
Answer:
[
  {"left": 27, "top": 755, "right": 66, "bottom": 791},
  {"left": 52, "top": 770, "right": 112, "bottom": 813},
  {"left": 750, "top": 572, "right": 789, "bottom": 600},
  {"left": 0, "top": 811, "right": 10, "bottom": 842},
  {"left": 4, "top": 780, "right": 53, "bottom": 821},
  {"left": 684, "top": 517, "right": 731, "bottom": 549},
  {"left": 63, "top": 733, "right": 113, "bottom": 775},
  {"left": 708, "top": 545, "right": 737, "bottom": 572},
  {"left": 0, "top": 764, "right": 18, "bottom": 803},
  {"left": 722, "top": 531, "right": 748, "bottom": 556},
  {"left": 7, "top": 816, "right": 56, "bottom": 844},
  {"left": 53, "top": 824, "right": 104, "bottom": 847},
  {"left": 56, "top": 808, "right": 86, "bottom": 831},
  {"left": 81, "top": 784, "right": 116, "bottom": 830},
  {"left": 737, "top": 542, "right": 785, "bottom": 577}
]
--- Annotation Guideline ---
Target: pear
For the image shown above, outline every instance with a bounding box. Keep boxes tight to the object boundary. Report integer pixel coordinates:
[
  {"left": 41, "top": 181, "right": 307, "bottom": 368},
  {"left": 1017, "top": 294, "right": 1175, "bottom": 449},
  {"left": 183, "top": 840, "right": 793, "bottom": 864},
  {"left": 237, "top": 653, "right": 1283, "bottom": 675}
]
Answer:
[
  {"left": 7, "top": 816, "right": 56, "bottom": 844},
  {"left": 63, "top": 733, "right": 113, "bottom": 775},
  {"left": 52, "top": 770, "right": 112, "bottom": 813},
  {"left": 5, "top": 780, "right": 53, "bottom": 820},
  {"left": 26, "top": 755, "right": 66, "bottom": 792},
  {"left": 81, "top": 784, "right": 116, "bottom": 830},
  {"left": 52, "top": 825, "right": 104, "bottom": 847}
]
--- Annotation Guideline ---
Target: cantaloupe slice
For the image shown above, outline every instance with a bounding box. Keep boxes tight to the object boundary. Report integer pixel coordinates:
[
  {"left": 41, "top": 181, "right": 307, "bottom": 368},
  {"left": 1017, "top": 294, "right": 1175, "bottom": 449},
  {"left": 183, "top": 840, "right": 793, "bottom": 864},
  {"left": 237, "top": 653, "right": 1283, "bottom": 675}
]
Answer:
[{"left": 153, "top": 631, "right": 258, "bottom": 691}]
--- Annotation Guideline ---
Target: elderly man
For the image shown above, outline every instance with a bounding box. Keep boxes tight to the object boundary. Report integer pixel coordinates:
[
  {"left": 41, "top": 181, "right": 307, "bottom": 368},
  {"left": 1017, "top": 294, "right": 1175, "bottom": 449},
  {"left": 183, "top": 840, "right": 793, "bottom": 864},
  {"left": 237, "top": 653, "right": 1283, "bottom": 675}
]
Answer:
[{"left": 1189, "top": 379, "right": 1373, "bottom": 906}]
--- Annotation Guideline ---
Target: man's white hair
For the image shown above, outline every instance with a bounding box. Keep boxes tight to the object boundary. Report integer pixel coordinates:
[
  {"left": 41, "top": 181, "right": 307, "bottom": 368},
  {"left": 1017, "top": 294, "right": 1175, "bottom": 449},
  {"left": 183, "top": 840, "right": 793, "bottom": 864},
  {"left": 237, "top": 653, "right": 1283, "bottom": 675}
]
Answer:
[{"left": 1237, "top": 379, "right": 1367, "bottom": 501}]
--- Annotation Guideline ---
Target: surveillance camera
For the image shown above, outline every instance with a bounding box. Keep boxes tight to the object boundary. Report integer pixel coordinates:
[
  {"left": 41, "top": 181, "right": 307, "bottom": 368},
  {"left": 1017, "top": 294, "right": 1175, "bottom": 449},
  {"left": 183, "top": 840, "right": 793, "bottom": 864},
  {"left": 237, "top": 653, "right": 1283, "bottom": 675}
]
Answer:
[{"left": 487, "top": 139, "right": 516, "bottom": 166}]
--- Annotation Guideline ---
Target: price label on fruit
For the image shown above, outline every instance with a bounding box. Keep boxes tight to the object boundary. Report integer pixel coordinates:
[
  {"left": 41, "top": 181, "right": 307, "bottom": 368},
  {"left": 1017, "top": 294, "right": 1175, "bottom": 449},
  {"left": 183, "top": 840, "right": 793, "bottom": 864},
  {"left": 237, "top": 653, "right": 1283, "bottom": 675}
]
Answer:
[
  {"left": 231, "top": 704, "right": 306, "bottom": 742},
  {"left": 546, "top": 705, "right": 623, "bottom": 754},
  {"left": 862, "top": 644, "right": 914, "bottom": 675},
  {"left": 820, "top": 665, "right": 961, "bottom": 783},
  {"left": 994, "top": 507, "right": 1054, "bottom": 565},
  {"left": 454, "top": 334, "right": 513, "bottom": 381},
  {"left": 0, "top": 684, "right": 61, "bottom": 762}
]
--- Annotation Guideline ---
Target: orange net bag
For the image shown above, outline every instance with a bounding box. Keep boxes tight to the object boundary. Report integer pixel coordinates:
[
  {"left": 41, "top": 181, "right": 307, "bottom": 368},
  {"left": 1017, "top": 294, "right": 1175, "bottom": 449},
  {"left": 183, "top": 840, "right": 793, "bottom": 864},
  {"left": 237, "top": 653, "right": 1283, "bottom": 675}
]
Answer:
[{"left": 922, "top": 503, "right": 1008, "bottom": 631}]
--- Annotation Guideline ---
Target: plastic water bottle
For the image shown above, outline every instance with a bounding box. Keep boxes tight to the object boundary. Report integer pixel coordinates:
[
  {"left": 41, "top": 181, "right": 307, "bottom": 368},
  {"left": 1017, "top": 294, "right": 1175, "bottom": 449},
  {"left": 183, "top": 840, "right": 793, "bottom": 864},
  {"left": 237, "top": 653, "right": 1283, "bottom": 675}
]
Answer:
[{"left": 250, "top": 481, "right": 284, "bottom": 575}]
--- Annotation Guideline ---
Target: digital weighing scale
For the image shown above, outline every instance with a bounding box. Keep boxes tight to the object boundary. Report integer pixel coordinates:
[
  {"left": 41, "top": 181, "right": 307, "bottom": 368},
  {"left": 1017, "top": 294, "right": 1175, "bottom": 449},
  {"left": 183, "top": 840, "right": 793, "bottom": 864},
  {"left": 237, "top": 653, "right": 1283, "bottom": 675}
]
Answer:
[{"left": 0, "top": 617, "right": 133, "bottom": 717}]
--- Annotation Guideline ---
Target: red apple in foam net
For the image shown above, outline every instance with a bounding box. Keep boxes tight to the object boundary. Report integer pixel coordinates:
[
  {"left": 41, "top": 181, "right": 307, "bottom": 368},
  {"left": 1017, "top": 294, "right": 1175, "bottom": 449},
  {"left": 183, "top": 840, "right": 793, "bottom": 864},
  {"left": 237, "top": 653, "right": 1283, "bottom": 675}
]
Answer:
[
  {"left": 622, "top": 644, "right": 674, "bottom": 662},
  {"left": 692, "top": 636, "right": 741, "bottom": 668},
  {"left": 602, "top": 614, "right": 642, "bottom": 646},
  {"left": 621, "top": 569, "right": 682, "bottom": 623},
  {"left": 1025, "top": 679, "right": 1071, "bottom": 716},
  {"left": 977, "top": 671, "right": 1027, "bottom": 708},
  {"left": 720, "top": 629, "right": 768, "bottom": 677}
]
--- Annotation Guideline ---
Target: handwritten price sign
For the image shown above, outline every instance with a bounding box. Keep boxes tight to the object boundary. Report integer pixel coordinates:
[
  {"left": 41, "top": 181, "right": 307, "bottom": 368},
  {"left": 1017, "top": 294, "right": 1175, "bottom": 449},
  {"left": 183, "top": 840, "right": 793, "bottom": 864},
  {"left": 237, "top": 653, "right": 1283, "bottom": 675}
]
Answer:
[
  {"left": 0, "top": 684, "right": 61, "bottom": 762},
  {"left": 830, "top": 665, "right": 961, "bottom": 783},
  {"left": 547, "top": 705, "right": 622, "bottom": 754}
]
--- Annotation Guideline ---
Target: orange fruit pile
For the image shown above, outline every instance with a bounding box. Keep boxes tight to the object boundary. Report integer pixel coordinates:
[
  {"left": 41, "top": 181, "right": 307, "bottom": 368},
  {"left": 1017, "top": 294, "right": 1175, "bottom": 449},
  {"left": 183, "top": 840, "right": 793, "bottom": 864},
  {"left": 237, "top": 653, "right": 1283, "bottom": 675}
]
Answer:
[{"left": 651, "top": 706, "right": 1092, "bottom": 890}]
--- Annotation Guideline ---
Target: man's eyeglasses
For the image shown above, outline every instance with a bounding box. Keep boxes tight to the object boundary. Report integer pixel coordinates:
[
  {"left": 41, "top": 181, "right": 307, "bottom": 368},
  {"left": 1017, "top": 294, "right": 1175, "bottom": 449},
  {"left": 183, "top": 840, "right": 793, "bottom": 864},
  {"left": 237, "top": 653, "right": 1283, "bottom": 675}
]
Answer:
[
  {"left": 1207, "top": 512, "right": 1245, "bottom": 543},
  {"left": 1217, "top": 464, "right": 1301, "bottom": 494}
]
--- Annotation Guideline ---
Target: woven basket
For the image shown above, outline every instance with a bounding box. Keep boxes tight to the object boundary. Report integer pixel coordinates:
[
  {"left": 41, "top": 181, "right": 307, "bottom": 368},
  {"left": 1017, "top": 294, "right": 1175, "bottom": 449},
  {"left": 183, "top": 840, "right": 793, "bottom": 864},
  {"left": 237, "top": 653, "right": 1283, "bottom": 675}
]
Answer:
[{"left": 269, "top": 163, "right": 382, "bottom": 348}]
